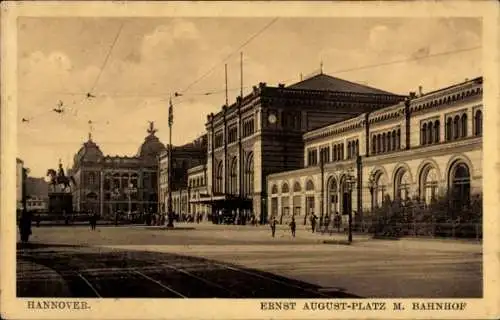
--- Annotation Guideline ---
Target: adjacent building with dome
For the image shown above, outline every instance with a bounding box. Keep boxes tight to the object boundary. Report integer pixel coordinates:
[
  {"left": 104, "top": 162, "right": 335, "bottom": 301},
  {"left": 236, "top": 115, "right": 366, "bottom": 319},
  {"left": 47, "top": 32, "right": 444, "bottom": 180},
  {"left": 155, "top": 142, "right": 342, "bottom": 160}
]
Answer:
[{"left": 70, "top": 122, "right": 166, "bottom": 217}]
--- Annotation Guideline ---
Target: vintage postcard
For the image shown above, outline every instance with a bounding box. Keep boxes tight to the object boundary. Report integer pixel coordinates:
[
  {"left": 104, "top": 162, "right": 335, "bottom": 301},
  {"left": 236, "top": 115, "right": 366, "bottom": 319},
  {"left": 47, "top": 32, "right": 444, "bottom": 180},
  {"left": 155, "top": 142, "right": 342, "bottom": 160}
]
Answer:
[{"left": 1, "top": 1, "right": 499, "bottom": 319}]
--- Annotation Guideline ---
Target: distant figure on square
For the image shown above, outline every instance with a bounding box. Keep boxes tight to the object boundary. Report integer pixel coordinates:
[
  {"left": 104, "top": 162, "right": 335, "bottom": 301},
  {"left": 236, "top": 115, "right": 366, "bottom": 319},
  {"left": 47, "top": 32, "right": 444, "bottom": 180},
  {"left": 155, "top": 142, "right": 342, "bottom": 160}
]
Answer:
[
  {"left": 334, "top": 212, "right": 341, "bottom": 232},
  {"left": 270, "top": 217, "right": 277, "bottom": 238},
  {"left": 289, "top": 217, "right": 296, "bottom": 237},
  {"left": 310, "top": 214, "right": 317, "bottom": 233},
  {"left": 19, "top": 211, "right": 32, "bottom": 243},
  {"left": 89, "top": 211, "right": 98, "bottom": 230}
]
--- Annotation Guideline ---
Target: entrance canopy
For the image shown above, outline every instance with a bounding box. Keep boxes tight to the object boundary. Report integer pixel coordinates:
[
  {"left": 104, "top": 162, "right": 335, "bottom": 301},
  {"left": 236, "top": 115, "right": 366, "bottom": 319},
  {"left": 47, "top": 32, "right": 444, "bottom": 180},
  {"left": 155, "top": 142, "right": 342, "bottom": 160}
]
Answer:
[{"left": 191, "top": 193, "right": 253, "bottom": 210}]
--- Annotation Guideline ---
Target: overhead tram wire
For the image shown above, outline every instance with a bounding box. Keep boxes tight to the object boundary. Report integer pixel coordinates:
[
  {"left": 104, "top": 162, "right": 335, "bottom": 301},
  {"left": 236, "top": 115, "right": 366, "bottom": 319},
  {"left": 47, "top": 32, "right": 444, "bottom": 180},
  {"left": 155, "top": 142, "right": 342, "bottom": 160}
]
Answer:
[
  {"left": 21, "top": 45, "right": 481, "bottom": 124},
  {"left": 87, "top": 22, "right": 125, "bottom": 96},
  {"left": 174, "top": 17, "right": 279, "bottom": 98}
]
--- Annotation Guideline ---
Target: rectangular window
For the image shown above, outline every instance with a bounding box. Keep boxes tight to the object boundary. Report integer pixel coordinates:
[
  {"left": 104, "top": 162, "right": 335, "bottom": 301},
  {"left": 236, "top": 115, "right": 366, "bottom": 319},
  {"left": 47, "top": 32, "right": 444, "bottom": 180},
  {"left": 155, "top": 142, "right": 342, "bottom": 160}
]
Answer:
[
  {"left": 228, "top": 125, "right": 238, "bottom": 143},
  {"left": 242, "top": 118, "right": 255, "bottom": 138},
  {"left": 214, "top": 131, "right": 223, "bottom": 148},
  {"left": 320, "top": 147, "right": 330, "bottom": 164},
  {"left": 307, "top": 149, "right": 318, "bottom": 166}
]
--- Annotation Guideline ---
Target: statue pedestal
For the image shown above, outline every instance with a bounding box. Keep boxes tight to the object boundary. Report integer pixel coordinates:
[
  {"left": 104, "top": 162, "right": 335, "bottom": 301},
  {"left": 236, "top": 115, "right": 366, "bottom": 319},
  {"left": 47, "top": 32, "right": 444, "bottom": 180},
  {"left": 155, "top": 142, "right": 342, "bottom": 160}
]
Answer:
[{"left": 49, "top": 192, "right": 73, "bottom": 215}]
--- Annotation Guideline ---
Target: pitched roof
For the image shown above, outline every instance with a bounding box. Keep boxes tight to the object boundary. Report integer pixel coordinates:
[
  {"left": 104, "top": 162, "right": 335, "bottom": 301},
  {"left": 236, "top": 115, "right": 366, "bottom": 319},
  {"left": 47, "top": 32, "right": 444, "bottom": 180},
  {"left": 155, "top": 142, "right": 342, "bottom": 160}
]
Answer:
[{"left": 288, "top": 73, "right": 394, "bottom": 95}]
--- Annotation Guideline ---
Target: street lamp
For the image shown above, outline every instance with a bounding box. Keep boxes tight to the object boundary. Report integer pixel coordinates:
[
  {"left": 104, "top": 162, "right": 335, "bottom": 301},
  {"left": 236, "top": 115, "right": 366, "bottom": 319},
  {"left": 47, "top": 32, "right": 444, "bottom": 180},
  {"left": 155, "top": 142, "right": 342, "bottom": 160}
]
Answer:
[
  {"left": 127, "top": 183, "right": 137, "bottom": 220},
  {"left": 345, "top": 168, "right": 356, "bottom": 243},
  {"left": 111, "top": 188, "right": 121, "bottom": 225},
  {"left": 367, "top": 173, "right": 376, "bottom": 213}
]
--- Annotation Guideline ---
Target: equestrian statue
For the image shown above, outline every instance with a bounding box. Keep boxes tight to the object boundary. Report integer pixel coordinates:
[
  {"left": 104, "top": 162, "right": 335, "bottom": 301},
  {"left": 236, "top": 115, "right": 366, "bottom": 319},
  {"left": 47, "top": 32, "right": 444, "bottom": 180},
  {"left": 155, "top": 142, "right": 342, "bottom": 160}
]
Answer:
[{"left": 47, "top": 161, "right": 76, "bottom": 192}]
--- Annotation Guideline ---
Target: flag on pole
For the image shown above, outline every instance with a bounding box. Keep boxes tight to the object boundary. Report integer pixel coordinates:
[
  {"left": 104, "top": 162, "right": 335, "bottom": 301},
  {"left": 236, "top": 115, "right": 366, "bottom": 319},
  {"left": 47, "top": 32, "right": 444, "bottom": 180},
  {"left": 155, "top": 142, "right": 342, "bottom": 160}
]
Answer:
[{"left": 168, "top": 98, "right": 174, "bottom": 127}]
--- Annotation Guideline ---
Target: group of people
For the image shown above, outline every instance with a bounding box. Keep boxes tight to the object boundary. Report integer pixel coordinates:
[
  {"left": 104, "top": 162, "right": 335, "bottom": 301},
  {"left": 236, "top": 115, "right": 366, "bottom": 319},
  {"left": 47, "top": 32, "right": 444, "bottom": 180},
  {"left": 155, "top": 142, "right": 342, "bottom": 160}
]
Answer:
[
  {"left": 269, "top": 216, "right": 297, "bottom": 238},
  {"left": 269, "top": 212, "right": 345, "bottom": 238}
]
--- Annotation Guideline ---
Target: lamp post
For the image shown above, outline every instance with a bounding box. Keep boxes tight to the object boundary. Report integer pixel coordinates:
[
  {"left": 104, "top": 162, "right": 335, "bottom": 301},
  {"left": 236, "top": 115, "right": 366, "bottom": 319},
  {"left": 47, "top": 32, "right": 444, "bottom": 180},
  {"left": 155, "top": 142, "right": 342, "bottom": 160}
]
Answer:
[
  {"left": 345, "top": 168, "right": 356, "bottom": 243},
  {"left": 368, "top": 173, "right": 376, "bottom": 213},
  {"left": 127, "top": 183, "right": 137, "bottom": 221},
  {"left": 167, "top": 97, "right": 175, "bottom": 228}
]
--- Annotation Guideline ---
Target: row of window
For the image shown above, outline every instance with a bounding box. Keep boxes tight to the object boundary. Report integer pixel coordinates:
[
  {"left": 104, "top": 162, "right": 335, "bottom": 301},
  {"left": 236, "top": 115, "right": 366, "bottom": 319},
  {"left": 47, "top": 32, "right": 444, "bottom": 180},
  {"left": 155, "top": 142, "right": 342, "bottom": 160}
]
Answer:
[
  {"left": 307, "top": 149, "right": 318, "bottom": 166},
  {"left": 214, "top": 132, "right": 224, "bottom": 148},
  {"left": 214, "top": 153, "right": 254, "bottom": 196},
  {"left": 319, "top": 147, "right": 330, "bottom": 164},
  {"left": 307, "top": 142, "right": 347, "bottom": 166},
  {"left": 227, "top": 126, "right": 238, "bottom": 144},
  {"left": 242, "top": 118, "right": 255, "bottom": 138},
  {"left": 443, "top": 109, "right": 482, "bottom": 142},
  {"left": 421, "top": 120, "right": 440, "bottom": 145},
  {"left": 271, "top": 161, "right": 472, "bottom": 214},
  {"left": 372, "top": 129, "right": 401, "bottom": 155},
  {"left": 189, "top": 176, "right": 206, "bottom": 188},
  {"left": 347, "top": 140, "right": 359, "bottom": 160},
  {"left": 213, "top": 118, "right": 256, "bottom": 149}
]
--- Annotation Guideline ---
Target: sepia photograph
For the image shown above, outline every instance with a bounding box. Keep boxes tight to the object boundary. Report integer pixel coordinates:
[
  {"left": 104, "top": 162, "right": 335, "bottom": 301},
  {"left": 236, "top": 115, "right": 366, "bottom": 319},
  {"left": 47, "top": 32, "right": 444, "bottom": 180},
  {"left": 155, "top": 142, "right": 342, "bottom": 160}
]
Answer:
[{"left": 1, "top": 1, "right": 499, "bottom": 319}]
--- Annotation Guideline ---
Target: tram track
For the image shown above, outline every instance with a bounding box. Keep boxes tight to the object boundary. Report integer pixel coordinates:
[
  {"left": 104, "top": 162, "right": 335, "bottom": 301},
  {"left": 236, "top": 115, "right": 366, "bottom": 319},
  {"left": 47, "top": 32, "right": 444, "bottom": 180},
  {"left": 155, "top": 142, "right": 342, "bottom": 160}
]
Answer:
[{"left": 17, "top": 246, "right": 360, "bottom": 298}]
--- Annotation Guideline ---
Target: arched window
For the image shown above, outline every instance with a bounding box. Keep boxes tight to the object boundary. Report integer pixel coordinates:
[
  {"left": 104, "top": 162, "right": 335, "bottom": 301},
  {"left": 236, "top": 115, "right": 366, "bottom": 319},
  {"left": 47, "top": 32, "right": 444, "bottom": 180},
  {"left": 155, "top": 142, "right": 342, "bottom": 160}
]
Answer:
[
  {"left": 87, "top": 172, "right": 95, "bottom": 185},
  {"left": 216, "top": 161, "right": 223, "bottom": 193},
  {"left": 104, "top": 176, "right": 111, "bottom": 190},
  {"left": 446, "top": 117, "right": 452, "bottom": 141},
  {"left": 306, "top": 180, "right": 315, "bottom": 191},
  {"left": 293, "top": 181, "right": 301, "bottom": 193},
  {"left": 372, "top": 172, "right": 387, "bottom": 208},
  {"left": 394, "top": 168, "right": 411, "bottom": 201},
  {"left": 244, "top": 153, "right": 254, "bottom": 197},
  {"left": 420, "top": 165, "right": 438, "bottom": 205},
  {"left": 434, "top": 120, "right": 440, "bottom": 143},
  {"left": 333, "top": 145, "right": 337, "bottom": 161},
  {"left": 396, "top": 129, "right": 401, "bottom": 149},
  {"left": 347, "top": 142, "right": 352, "bottom": 159},
  {"left": 382, "top": 133, "right": 386, "bottom": 152},
  {"left": 355, "top": 140, "right": 359, "bottom": 157},
  {"left": 229, "top": 157, "right": 238, "bottom": 195},
  {"left": 427, "top": 122, "right": 433, "bottom": 144},
  {"left": 450, "top": 163, "right": 471, "bottom": 210},
  {"left": 271, "top": 184, "right": 278, "bottom": 194},
  {"left": 328, "top": 178, "right": 338, "bottom": 214},
  {"left": 391, "top": 131, "right": 396, "bottom": 150},
  {"left": 372, "top": 136, "right": 377, "bottom": 155},
  {"left": 281, "top": 183, "right": 289, "bottom": 194},
  {"left": 453, "top": 115, "right": 460, "bottom": 139},
  {"left": 386, "top": 132, "right": 391, "bottom": 152},
  {"left": 474, "top": 110, "right": 482, "bottom": 136},
  {"left": 377, "top": 135, "right": 382, "bottom": 153},
  {"left": 340, "top": 143, "right": 344, "bottom": 160},
  {"left": 461, "top": 114, "right": 467, "bottom": 138},
  {"left": 421, "top": 123, "right": 427, "bottom": 145}
]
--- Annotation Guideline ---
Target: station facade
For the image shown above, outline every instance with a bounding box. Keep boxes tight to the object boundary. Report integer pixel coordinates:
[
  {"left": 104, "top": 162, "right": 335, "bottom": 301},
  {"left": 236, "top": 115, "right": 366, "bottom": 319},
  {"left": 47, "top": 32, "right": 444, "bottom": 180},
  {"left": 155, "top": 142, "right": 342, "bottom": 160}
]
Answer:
[
  {"left": 266, "top": 77, "right": 483, "bottom": 225},
  {"left": 203, "top": 73, "right": 405, "bottom": 223}
]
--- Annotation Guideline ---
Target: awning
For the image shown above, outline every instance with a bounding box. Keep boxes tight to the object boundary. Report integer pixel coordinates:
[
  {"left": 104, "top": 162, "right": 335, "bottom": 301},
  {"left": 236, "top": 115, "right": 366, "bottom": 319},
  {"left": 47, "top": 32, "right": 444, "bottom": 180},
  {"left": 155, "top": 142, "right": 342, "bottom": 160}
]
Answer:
[{"left": 189, "top": 194, "right": 253, "bottom": 209}]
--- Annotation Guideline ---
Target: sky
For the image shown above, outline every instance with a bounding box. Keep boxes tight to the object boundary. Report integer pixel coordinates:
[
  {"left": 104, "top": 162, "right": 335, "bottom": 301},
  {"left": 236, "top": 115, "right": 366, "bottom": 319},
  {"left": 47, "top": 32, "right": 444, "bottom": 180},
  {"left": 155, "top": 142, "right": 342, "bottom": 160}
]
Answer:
[{"left": 16, "top": 17, "right": 482, "bottom": 177}]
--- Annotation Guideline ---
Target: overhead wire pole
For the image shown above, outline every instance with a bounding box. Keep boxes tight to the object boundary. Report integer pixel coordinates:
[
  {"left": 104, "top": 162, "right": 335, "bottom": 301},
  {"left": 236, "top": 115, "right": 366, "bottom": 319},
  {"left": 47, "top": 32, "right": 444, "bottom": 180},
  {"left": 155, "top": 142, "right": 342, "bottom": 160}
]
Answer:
[{"left": 166, "top": 96, "right": 174, "bottom": 228}]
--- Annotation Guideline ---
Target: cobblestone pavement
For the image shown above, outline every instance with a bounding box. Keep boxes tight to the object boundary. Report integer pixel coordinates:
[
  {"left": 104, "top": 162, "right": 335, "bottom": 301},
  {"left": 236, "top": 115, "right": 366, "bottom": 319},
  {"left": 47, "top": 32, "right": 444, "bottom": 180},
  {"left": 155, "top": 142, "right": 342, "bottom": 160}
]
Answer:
[{"left": 17, "top": 223, "right": 482, "bottom": 298}]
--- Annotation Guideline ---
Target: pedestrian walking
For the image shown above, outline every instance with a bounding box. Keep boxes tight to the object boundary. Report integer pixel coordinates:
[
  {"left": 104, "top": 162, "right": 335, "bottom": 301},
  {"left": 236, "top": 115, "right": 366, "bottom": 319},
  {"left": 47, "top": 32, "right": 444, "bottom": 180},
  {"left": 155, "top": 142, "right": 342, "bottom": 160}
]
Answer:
[
  {"left": 311, "top": 214, "right": 317, "bottom": 233},
  {"left": 334, "top": 212, "right": 341, "bottom": 232},
  {"left": 270, "top": 217, "right": 277, "bottom": 238},
  {"left": 35, "top": 214, "right": 41, "bottom": 227},
  {"left": 289, "top": 217, "right": 296, "bottom": 238},
  {"left": 19, "top": 211, "right": 32, "bottom": 243},
  {"left": 91, "top": 212, "right": 98, "bottom": 230}
]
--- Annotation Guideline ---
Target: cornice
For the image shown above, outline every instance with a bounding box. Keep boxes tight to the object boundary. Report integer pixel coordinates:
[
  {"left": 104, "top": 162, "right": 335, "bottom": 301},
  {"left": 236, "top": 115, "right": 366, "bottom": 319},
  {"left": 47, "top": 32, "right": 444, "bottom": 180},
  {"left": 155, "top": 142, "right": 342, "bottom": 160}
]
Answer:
[
  {"left": 364, "top": 137, "right": 482, "bottom": 165},
  {"left": 267, "top": 166, "right": 320, "bottom": 180},
  {"left": 304, "top": 115, "right": 366, "bottom": 143},
  {"left": 409, "top": 83, "right": 482, "bottom": 115}
]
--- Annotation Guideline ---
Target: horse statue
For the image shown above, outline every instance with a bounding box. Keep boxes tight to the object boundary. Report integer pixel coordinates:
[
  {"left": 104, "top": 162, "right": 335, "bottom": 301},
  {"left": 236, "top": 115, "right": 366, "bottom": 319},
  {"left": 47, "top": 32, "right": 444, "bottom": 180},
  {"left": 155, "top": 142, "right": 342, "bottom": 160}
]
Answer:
[{"left": 47, "top": 168, "right": 76, "bottom": 192}]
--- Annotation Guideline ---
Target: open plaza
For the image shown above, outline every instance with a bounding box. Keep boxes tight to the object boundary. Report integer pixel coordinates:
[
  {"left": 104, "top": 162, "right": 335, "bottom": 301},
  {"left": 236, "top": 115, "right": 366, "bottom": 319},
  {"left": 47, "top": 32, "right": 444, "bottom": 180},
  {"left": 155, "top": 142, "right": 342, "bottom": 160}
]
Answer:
[{"left": 17, "top": 223, "right": 482, "bottom": 298}]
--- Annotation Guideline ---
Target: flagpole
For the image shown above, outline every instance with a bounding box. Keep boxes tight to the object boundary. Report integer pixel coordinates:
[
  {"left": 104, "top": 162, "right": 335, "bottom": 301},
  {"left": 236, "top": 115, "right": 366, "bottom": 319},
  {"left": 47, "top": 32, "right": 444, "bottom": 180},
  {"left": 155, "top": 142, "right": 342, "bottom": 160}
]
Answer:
[{"left": 167, "top": 97, "right": 174, "bottom": 228}]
